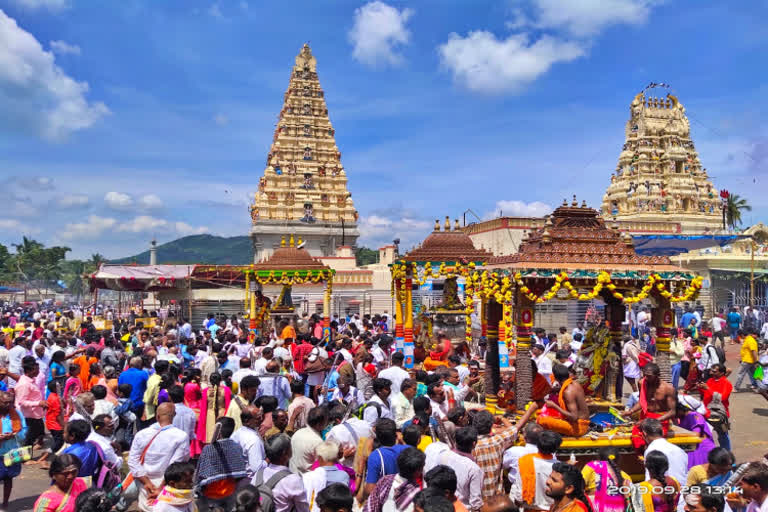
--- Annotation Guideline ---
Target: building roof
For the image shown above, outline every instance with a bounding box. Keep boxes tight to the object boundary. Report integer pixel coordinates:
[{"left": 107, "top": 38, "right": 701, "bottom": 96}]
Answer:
[
  {"left": 403, "top": 217, "right": 492, "bottom": 263},
  {"left": 253, "top": 235, "right": 330, "bottom": 271},
  {"left": 488, "top": 199, "right": 680, "bottom": 271}
]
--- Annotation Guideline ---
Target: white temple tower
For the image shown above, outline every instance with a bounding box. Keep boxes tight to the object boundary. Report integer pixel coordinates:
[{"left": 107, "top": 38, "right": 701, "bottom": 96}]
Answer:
[{"left": 249, "top": 44, "right": 360, "bottom": 262}]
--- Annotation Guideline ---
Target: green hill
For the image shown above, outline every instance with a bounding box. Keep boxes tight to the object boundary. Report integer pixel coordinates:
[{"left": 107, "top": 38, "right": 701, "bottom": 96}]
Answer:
[
  {"left": 112, "top": 235, "right": 253, "bottom": 264},
  {"left": 113, "top": 235, "right": 378, "bottom": 266}
]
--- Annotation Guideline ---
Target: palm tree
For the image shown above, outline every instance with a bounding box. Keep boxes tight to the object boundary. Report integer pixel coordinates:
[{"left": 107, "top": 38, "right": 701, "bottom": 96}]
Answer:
[{"left": 726, "top": 194, "right": 752, "bottom": 230}]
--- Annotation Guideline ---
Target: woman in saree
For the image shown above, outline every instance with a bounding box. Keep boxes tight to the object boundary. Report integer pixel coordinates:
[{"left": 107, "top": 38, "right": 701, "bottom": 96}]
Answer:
[
  {"left": 183, "top": 368, "right": 204, "bottom": 457},
  {"left": 199, "top": 372, "right": 231, "bottom": 444},
  {"left": 674, "top": 401, "right": 716, "bottom": 469},
  {"left": 686, "top": 447, "right": 735, "bottom": 486},
  {"left": 631, "top": 450, "right": 680, "bottom": 512},
  {"left": 581, "top": 447, "right": 631, "bottom": 512},
  {"left": 33, "top": 454, "right": 88, "bottom": 512}
]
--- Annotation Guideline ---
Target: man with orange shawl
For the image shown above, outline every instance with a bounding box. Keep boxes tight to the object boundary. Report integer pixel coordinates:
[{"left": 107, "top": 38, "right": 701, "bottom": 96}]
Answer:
[
  {"left": 423, "top": 334, "right": 453, "bottom": 371},
  {"left": 622, "top": 362, "right": 676, "bottom": 452},
  {"left": 535, "top": 364, "right": 590, "bottom": 437}
]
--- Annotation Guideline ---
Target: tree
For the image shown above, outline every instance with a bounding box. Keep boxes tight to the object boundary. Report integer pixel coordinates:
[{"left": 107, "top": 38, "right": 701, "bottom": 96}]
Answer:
[
  {"left": 8, "top": 237, "right": 71, "bottom": 299},
  {"left": 355, "top": 247, "right": 378, "bottom": 266},
  {"left": 726, "top": 194, "right": 752, "bottom": 230},
  {"left": 0, "top": 243, "right": 11, "bottom": 283}
]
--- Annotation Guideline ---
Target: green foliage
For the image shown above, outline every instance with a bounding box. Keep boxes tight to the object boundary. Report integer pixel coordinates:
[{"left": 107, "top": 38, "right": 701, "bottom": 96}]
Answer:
[
  {"left": 4, "top": 237, "right": 71, "bottom": 295},
  {"left": 726, "top": 194, "right": 752, "bottom": 229},
  {"left": 355, "top": 247, "right": 378, "bottom": 266}
]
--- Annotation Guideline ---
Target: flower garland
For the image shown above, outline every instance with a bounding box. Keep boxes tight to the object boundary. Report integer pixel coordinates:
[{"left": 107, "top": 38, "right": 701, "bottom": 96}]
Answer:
[
  {"left": 511, "top": 271, "right": 703, "bottom": 305},
  {"left": 251, "top": 269, "right": 333, "bottom": 286}
]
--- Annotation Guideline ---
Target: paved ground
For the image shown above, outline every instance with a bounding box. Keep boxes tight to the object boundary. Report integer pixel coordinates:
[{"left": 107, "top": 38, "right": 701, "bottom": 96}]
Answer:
[{"left": 6, "top": 342, "right": 768, "bottom": 510}]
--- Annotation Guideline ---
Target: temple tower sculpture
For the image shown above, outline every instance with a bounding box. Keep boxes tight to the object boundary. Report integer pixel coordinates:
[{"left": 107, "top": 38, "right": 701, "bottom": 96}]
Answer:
[
  {"left": 601, "top": 87, "right": 722, "bottom": 233},
  {"left": 250, "top": 44, "right": 360, "bottom": 262}
]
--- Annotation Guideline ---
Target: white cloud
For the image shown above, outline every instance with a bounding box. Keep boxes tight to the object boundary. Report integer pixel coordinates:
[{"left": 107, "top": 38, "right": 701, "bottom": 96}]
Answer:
[
  {"left": 438, "top": 31, "right": 584, "bottom": 94},
  {"left": 175, "top": 222, "right": 209, "bottom": 235},
  {"left": 104, "top": 191, "right": 133, "bottom": 209},
  {"left": 483, "top": 200, "right": 552, "bottom": 220},
  {"left": 208, "top": 3, "right": 224, "bottom": 18},
  {"left": 139, "top": 194, "right": 163, "bottom": 209},
  {"left": 0, "top": 218, "right": 40, "bottom": 234},
  {"left": 349, "top": 1, "right": 413, "bottom": 68},
  {"left": 522, "top": 0, "right": 658, "bottom": 37},
  {"left": 116, "top": 216, "right": 208, "bottom": 235},
  {"left": 9, "top": 175, "right": 54, "bottom": 190},
  {"left": 57, "top": 194, "right": 89, "bottom": 208},
  {"left": 118, "top": 215, "right": 168, "bottom": 233},
  {"left": 357, "top": 214, "right": 432, "bottom": 249},
  {"left": 213, "top": 113, "right": 229, "bottom": 126},
  {"left": 10, "top": 0, "right": 68, "bottom": 10},
  {"left": 0, "top": 11, "right": 108, "bottom": 141},
  {"left": 439, "top": 0, "right": 661, "bottom": 94},
  {"left": 60, "top": 215, "right": 116, "bottom": 240},
  {"left": 50, "top": 40, "right": 80, "bottom": 56}
]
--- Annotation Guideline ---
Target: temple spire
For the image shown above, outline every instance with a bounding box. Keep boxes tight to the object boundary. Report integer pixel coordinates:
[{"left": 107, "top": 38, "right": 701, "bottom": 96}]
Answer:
[
  {"left": 249, "top": 45, "right": 360, "bottom": 261},
  {"left": 601, "top": 86, "right": 721, "bottom": 233}
]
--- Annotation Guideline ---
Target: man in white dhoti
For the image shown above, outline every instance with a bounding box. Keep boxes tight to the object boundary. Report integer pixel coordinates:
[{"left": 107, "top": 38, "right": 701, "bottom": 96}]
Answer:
[{"left": 127, "top": 402, "right": 191, "bottom": 512}]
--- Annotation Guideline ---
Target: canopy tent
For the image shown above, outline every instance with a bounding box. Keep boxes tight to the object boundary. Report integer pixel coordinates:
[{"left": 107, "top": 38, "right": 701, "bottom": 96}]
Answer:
[
  {"left": 89, "top": 264, "right": 196, "bottom": 292},
  {"left": 631, "top": 234, "right": 745, "bottom": 256}
]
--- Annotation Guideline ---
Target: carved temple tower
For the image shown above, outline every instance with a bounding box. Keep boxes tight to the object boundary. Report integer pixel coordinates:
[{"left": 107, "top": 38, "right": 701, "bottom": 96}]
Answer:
[
  {"left": 601, "top": 87, "right": 723, "bottom": 233},
  {"left": 250, "top": 44, "right": 360, "bottom": 262}
]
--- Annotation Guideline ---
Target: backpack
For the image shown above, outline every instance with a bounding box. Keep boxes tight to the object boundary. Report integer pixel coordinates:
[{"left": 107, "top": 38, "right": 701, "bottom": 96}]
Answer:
[
  {"left": 254, "top": 468, "right": 292, "bottom": 512},
  {"left": 353, "top": 401, "right": 382, "bottom": 421},
  {"left": 89, "top": 441, "right": 122, "bottom": 491}
]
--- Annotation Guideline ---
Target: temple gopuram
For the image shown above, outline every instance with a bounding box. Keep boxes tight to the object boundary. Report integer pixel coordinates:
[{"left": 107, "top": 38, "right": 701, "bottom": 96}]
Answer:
[
  {"left": 465, "top": 86, "right": 767, "bottom": 314},
  {"left": 600, "top": 86, "right": 722, "bottom": 233},
  {"left": 250, "top": 44, "right": 360, "bottom": 262}
]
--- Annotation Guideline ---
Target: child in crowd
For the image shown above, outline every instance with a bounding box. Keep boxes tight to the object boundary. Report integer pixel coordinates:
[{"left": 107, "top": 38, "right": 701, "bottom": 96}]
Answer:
[{"left": 153, "top": 461, "right": 197, "bottom": 512}]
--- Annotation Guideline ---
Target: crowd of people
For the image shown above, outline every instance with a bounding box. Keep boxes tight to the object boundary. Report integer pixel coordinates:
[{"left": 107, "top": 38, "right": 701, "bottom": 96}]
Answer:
[{"left": 0, "top": 303, "right": 767, "bottom": 512}]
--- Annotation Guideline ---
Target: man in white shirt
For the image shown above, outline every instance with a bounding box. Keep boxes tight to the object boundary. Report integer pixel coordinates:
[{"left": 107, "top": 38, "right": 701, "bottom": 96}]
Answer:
[
  {"left": 231, "top": 405, "right": 266, "bottom": 477},
  {"left": 572, "top": 322, "right": 585, "bottom": 340},
  {"left": 362, "top": 378, "right": 394, "bottom": 426},
  {"left": 7, "top": 338, "right": 29, "bottom": 387},
  {"left": 252, "top": 434, "right": 310, "bottom": 512},
  {"left": 169, "top": 385, "right": 197, "bottom": 443},
  {"left": 232, "top": 357, "right": 259, "bottom": 388},
  {"left": 427, "top": 427, "right": 484, "bottom": 512},
  {"left": 252, "top": 346, "right": 272, "bottom": 376},
  {"left": 503, "top": 423, "right": 542, "bottom": 493},
  {"left": 712, "top": 313, "right": 727, "bottom": 349},
  {"left": 88, "top": 414, "right": 122, "bottom": 470},
  {"left": 641, "top": 419, "right": 688, "bottom": 486},
  {"left": 127, "top": 403, "right": 190, "bottom": 512},
  {"left": 532, "top": 344, "right": 553, "bottom": 381},
  {"left": 427, "top": 383, "right": 450, "bottom": 420},
  {"left": 289, "top": 407, "right": 328, "bottom": 474},
  {"left": 377, "top": 352, "right": 410, "bottom": 395},
  {"left": 390, "top": 378, "right": 417, "bottom": 428},
  {"left": 325, "top": 404, "right": 372, "bottom": 467},
  {"left": 338, "top": 338, "right": 354, "bottom": 366}
]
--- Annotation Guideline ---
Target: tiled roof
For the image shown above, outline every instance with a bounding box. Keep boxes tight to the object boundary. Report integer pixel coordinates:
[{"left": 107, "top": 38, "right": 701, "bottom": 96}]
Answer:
[
  {"left": 488, "top": 202, "right": 678, "bottom": 271},
  {"left": 403, "top": 218, "right": 492, "bottom": 263}
]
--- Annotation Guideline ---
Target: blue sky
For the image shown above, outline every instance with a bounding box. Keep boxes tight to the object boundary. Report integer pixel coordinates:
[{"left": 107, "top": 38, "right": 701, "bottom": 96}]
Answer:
[{"left": 1, "top": 0, "right": 766, "bottom": 259}]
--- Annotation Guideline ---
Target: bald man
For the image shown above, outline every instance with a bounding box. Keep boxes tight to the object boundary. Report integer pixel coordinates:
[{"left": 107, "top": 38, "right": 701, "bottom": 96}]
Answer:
[{"left": 128, "top": 402, "right": 190, "bottom": 511}]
